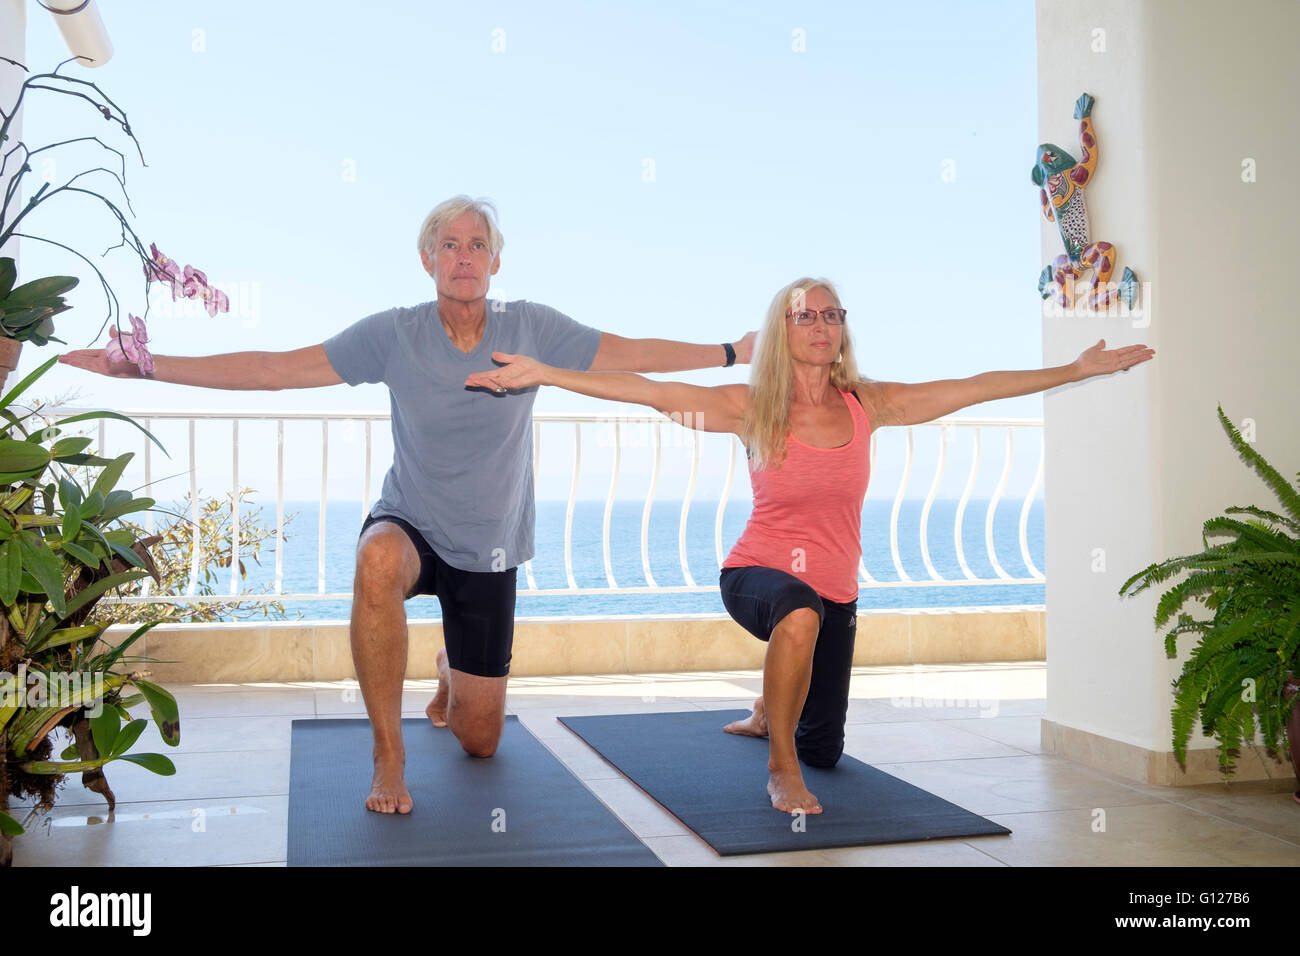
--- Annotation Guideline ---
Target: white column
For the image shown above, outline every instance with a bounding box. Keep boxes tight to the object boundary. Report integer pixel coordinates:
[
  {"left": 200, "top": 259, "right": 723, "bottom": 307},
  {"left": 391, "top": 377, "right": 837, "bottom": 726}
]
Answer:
[{"left": 1036, "top": 0, "right": 1300, "bottom": 784}]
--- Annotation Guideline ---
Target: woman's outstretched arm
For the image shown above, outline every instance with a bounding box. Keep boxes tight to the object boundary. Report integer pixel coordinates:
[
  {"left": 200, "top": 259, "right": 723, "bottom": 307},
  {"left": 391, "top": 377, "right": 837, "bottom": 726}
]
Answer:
[
  {"left": 872, "top": 338, "right": 1154, "bottom": 426},
  {"left": 465, "top": 351, "right": 747, "bottom": 435}
]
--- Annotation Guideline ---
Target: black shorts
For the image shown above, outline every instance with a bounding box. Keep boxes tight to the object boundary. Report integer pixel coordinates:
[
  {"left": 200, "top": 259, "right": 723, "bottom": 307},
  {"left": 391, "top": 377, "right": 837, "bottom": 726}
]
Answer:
[
  {"left": 359, "top": 512, "right": 517, "bottom": 678},
  {"left": 718, "top": 565, "right": 858, "bottom": 768}
]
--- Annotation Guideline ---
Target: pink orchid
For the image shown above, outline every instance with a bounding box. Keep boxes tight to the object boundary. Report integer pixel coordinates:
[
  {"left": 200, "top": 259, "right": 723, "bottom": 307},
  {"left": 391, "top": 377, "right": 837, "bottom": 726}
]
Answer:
[
  {"left": 181, "top": 263, "right": 231, "bottom": 317},
  {"left": 105, "top": 314, "right": 155, "bottom": 376},
  {"left": 146, "top": 243, "right": 184, "bottom": 299},
  {"left": 208, "top": 286, "right": 230, "bottom": 316},
  {"left": 181, "top": 263, "right": 208, "bottom": 300}
]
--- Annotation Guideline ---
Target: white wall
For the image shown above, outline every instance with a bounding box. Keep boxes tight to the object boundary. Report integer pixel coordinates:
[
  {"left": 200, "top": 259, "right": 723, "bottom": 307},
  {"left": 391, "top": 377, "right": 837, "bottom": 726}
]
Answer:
[
  {"left": 1, "top": 0, "right": 26, "bottom": 267},
  {"left": 1038, "top": 0, "right": 1300, "bottom": 754}
]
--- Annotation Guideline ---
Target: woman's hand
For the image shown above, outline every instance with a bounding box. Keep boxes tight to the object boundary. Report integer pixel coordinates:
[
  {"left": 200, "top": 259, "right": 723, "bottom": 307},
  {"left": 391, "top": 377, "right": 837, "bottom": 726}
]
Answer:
[
  {"left": 733, "top": 330, "right": 758, "bottom": 364},
  {"left": 464, "top": 351, "right": 551, "bottom": 392},
  {"left": 1072, "top": 338, "right": 1154, "bottom": 380},
  {"left": 56, "top": 326, "right": 147, "bottom": 379}
]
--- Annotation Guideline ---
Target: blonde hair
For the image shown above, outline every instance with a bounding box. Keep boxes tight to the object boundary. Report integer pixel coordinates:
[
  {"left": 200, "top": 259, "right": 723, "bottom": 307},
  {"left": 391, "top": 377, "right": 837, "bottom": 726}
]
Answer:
[
  {"left": 741, "top": 277, "right": 862, "bottom": 470},
  {"left": 417, "top": 195, "right": 505, "bottom": 259}
]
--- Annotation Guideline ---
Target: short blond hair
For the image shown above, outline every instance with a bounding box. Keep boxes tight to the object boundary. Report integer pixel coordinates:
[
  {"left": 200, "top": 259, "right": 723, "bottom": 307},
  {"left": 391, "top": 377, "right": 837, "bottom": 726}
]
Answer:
[{"left": 417, "top": 195, "right": 505, "bottom": 258}]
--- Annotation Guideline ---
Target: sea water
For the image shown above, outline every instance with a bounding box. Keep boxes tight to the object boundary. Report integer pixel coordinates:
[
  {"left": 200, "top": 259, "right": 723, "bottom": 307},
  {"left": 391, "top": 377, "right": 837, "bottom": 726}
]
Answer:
[{"left": 152, "top": 497, "right": 1045, "bottom": 621}]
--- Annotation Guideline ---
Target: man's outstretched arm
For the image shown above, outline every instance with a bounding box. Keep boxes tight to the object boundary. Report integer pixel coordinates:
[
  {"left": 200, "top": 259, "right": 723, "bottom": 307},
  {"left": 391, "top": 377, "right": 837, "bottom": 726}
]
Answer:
[
  {"left": 57, "top": 342, "right": 345, "bottom": 391},
  {"left": 587, "top": 331, "right": 757, "bottom": 373}
]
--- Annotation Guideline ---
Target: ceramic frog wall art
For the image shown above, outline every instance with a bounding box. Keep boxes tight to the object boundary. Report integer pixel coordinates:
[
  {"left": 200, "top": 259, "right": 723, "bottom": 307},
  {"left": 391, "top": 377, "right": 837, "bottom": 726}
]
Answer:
[{"left": 1032, "top": 92, "right": 1138, "bottom": 312}]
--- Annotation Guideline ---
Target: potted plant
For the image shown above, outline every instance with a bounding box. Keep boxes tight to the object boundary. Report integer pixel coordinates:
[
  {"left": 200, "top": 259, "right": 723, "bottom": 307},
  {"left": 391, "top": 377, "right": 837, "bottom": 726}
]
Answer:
[
  {"left": 1119, "top": 404, "right": 1300, "bottom": 798},
  {"left": 1, "top": 54, "right": 230, "bottom": 388},
  {"left": 0, "top": 354, "right": 182, "bottom": 864}
]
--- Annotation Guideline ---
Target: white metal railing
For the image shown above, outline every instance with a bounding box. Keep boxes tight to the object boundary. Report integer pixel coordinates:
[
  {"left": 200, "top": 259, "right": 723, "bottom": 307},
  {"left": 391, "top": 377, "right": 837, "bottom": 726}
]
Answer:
[{"left": 35, "top": 407, "right": 1046, "bottom": 605}]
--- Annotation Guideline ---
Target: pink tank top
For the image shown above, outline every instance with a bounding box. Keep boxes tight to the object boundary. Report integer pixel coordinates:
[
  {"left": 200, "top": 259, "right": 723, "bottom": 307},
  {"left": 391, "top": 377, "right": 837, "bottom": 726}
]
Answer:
[{"left": 722, "top": 388, "right": 871, "bottom": 603}]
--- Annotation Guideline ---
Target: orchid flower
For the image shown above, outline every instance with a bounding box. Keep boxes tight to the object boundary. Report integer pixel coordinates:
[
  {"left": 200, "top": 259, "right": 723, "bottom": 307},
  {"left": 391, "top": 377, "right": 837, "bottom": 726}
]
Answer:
[
  {"left": 145, "top": 243, "right": 184, "bottom": 300},
  {"left": 181, "top": 263, "right": 230, "bottom": 317},
  {"left": 105, "top": 314, "right": 154, "bottom": 375}
]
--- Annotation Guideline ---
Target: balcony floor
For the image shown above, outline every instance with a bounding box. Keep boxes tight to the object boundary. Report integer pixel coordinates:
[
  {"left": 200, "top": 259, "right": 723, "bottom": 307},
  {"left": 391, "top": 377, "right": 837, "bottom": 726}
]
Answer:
[{"left": 10, "top": 662, "right": 1299, "bottom": 867}]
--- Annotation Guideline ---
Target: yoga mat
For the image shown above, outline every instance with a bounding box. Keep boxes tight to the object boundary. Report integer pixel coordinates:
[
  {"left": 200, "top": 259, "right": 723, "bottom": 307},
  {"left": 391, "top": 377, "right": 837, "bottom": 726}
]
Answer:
[
  {"left": 288, "top": 716, "right": 662, "bottom": 866},
  {"left": 559, "top": 709, "right": 1012, "bottom": 856}
]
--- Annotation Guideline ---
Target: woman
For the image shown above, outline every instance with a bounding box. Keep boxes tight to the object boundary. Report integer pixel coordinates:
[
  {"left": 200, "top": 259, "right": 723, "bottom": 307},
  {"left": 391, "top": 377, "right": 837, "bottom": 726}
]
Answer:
[{"left": 465, "top": 277, "right": 1154, "bottom": 814}]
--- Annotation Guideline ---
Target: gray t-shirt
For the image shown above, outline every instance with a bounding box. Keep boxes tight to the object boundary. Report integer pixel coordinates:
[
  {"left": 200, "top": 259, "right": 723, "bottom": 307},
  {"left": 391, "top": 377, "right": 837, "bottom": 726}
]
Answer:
[{"left": 322, "top": 299, "right": 602, "bottom": 572}]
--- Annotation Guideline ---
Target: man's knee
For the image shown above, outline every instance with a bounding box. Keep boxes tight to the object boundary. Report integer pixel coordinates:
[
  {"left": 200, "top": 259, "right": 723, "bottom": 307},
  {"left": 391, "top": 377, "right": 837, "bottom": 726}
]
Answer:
[
  {"left": 354, "top": 527, "right": 418, "bottom": 597},
  {"left": 461, "top": 738, "right": 499, "bottom": 759},
  {"left": 457, "top": 724, "right": 503, "bottom": 758}
]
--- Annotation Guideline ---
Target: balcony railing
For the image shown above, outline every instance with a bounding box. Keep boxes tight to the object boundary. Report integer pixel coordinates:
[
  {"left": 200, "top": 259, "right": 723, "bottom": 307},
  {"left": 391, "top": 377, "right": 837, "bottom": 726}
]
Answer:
[{"left": 36, "top": 406, "right": 1046, "bottom": 605}]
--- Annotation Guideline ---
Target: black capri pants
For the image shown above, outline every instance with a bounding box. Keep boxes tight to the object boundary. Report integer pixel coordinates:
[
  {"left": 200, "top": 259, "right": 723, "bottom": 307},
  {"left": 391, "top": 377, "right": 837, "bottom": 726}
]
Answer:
[
  {"left": 359, "top": 512, "right": 517, "bottom": 678},
  {"left": 718, "top": 565, "right": 857, "bottom": 768}
]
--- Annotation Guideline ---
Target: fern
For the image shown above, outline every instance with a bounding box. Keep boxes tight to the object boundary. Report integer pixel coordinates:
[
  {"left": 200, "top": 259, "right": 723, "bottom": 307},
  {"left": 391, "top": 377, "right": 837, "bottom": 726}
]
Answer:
[{"left": 1122, "top": 403, "right": 1300, "bottom": 779}]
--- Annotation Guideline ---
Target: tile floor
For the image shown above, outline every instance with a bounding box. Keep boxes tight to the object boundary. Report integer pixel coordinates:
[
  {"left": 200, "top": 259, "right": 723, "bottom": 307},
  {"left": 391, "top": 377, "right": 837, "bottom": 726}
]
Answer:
[{"left": 9, "top": 662, "right": 1299, "bottom": 867}]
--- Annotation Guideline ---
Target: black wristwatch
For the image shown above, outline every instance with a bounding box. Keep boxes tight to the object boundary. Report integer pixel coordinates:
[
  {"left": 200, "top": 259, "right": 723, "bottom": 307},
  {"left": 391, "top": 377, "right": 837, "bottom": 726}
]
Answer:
[{"left": 722, "top": 342, "right": 736, "bottom": 367}]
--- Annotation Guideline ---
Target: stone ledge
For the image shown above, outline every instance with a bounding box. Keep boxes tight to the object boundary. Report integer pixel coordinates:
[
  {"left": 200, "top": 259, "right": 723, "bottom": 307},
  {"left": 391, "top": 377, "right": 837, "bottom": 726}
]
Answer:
[{"left": 108, "top": 608, "right": 1046, "bottom": 683}]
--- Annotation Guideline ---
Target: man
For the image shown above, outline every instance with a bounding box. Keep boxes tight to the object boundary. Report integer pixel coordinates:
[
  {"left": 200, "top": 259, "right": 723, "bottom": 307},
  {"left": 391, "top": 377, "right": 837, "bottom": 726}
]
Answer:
[{"left": 58, "top": 195, "right": 755, "bottom": 814}]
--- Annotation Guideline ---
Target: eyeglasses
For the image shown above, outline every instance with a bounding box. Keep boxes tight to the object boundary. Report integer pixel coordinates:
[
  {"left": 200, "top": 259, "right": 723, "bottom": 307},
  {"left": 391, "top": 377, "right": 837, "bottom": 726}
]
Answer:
[{"left": 787, "top": 308, "right": 847, "bottom": 326}]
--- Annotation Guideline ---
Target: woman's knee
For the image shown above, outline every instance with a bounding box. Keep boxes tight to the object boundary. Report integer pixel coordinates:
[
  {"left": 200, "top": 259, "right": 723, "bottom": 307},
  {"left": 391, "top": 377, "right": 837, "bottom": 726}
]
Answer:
[
  {"left": 797, "top": 736, "right": 845, "bottom": 769},
  {"left": 772, "top": 606, "right": 821, "bottom": 647}
]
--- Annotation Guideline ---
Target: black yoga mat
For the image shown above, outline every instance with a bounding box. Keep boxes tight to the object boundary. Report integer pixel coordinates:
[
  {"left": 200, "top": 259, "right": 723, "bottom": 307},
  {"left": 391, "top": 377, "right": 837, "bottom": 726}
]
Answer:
[
  {"left": 288, "top": 717, "right": 661, "bottom": 866},
  {"left": 559, "top": 709, "right": 1011, "bottom": 856}
]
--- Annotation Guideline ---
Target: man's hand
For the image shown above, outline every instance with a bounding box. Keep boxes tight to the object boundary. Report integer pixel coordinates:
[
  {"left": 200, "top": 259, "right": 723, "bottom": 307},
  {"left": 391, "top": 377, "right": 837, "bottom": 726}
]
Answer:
[
  {"left": 1072, "top": 338, "right": 1154, "bottom": 380},
  {"left": 57, "top": 327, "right": 148, "bottom": 379},
  {"left": 733, "top": 331, "right": 758, "bottom": 364},
  {"left": 464, "top": 351, "right": 551, "bottom": 392}
]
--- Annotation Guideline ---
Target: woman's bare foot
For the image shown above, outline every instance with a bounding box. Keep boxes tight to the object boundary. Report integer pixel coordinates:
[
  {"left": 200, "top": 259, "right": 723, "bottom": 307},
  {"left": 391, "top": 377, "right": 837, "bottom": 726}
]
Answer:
[
  {"left": 426, "top": 647, "right": 450, "bottom": 727},
  {"left": 366, "top": 751, "right": 413, "bottom": 814},
  {"left": 723, "top": 696, "right": 768, "bottom": 737},
  {"left": 767, "top": 765, "right": 822, "bottom": 814}
]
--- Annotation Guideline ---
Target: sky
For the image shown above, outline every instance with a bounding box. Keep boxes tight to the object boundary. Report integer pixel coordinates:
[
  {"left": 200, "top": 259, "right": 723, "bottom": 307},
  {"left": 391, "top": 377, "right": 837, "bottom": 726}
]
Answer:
[{"left": 7, "top": 0, "right": 1048, "bottom": 503}]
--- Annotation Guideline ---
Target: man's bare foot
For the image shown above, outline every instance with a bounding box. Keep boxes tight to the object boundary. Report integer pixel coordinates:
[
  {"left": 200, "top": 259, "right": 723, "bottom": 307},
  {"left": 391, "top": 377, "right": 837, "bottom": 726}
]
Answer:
[
  {"left": 767, "top": 766, "right": 822, "bottom": 814},
  {"left": 723, "top": 696, "right": 768, "bottom": 737},
  {"left": 426, "top": 647, "right": 450, "bottom": 727},
  {"left": 366, "top": 752, "right": 413, "bottom": 814}
]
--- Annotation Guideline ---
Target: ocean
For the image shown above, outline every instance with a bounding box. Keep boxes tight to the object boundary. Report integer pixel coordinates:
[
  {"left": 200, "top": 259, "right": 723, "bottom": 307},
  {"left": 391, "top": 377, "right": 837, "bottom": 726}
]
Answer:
[{"left": 145, "top": 497, "right": 1046, "bottom": 621}]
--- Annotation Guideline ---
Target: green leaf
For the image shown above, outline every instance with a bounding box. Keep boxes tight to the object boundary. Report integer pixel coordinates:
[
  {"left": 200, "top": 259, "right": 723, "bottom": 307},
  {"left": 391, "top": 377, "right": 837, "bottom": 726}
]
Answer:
[
  {"left": 90, "top": 619, "right": 162, "bottom": 671},
  {"left": 0, "top": 810, "right": 24, "bottom": 836},
  {"left": 59, "top": 742, "right": 78, "bottom": 760},
  {"left": 0, "top": 538, "right": 19, "bottom": 605},
  {"left": 0, "top": 258, "right": 15, "bottom": 299},
  {"left": 1, "top": 306, "right": 56, "bottom": 330},
  {"left": 133, "top": 678, "right": 180, "bottom": 746},
  {"left": 0, "top": 437, "right": 52, "bottom": 472},
  {"left": 60, "top": 538, "right": 101, "bottom": 568},
  {"left": 0, "top": 354, "right": 58, "bottom": 412},
  {"left": 106, "top": 539, "right": 146, "bottom": 570},
  {"left": 110, "top": 718, "right": 148, "bottom": 757},
  {"left": 22, "top": 758, "right": 108, "bottom": 774},
  {"left": 118, "top": 752, "right": 175, "bottom": 775},
  {"left": 31, "top": 623, "right": 104, "bottom": 652},
  {"left": 89, "top": 704, "right": 121, "bottom": 757},
  {"left": 2, "top": 275, "right": 78, "bottom": 310},
  {"left": 99, "top": 494, "right": 153, "bottom": 523},
  {"left": 50, "top": 436, "right": 94, "bottom": 459},
  {"left": 59, "top": 478, "right": 82, "bottom": 543},
  {"left": 57, "top": 568, "right": 148, "bottom": 620},
  {"left": 91, "top": 452, "right": 133, "bottom": 498},
  {"left": 56, "top": 453, "right": 118, "bottom": 467},
  {"left": 79, "top": 490, "right": 105, "bottom": 519},
  {"left": 16, "top": 533, "right": 66, "bottom": 616},
  {"left": 55, "top": 410, "right": 168, "bottom": 457}
]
